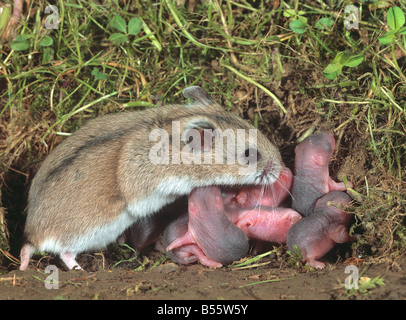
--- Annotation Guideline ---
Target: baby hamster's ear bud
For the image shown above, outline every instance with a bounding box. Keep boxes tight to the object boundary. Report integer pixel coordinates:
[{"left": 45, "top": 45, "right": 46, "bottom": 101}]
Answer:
[{"left": 182, "top": 119, "right": 217, "bottom": 153}]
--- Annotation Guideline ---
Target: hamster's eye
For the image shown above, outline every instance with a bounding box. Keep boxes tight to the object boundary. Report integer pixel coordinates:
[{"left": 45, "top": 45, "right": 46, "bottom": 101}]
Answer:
[
  {"left": 244, "top": 147, "right": 261, "bottom": 165},
  {"left": 322, "top": 141, "right": 331, "bottom": 152}
]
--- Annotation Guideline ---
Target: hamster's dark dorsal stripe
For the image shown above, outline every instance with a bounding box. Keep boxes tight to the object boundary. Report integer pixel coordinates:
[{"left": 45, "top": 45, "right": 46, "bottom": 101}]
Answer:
[{"left": 44, "top": 128, "right": 132, "bottom": 183}]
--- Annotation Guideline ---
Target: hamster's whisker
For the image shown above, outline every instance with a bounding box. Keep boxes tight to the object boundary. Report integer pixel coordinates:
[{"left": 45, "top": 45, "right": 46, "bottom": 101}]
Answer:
[
  {"left": 254, "top": 184, "right": 266, "bottom": 212},
  {"left": 277, "top": 176, "right": 294, "bottom": 199},
  {"left": 254, "top": 186, "right": 264, "bottom": 221},
  {"left": 268, "top": 183, "right": 278, "bottom": 217}
]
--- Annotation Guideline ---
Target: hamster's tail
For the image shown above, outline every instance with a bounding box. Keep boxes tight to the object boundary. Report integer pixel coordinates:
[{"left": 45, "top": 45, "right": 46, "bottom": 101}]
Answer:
[{"left": 20, "top": 243, "right": 34, "bottom": 270}]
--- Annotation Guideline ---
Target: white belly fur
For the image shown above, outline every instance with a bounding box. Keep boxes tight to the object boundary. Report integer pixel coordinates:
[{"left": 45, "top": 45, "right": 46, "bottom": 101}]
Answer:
[
  {"left": 39, "top": 209, "right": 135, "bottom": 254},
  {"left": 38, "top": 173, "right": 272, "bottom": 255},
  {"left": 38, "top": 186, "right": 184, "bottom": 254}
]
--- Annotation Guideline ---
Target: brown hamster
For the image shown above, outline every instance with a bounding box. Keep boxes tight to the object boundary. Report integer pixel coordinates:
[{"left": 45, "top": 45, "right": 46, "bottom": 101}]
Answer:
[{"left": 20, "top": 86, "right": 284, "bottom": 270}]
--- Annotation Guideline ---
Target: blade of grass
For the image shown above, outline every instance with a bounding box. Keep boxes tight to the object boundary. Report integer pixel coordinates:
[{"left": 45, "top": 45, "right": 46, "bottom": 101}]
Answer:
[
  {"left": 122, "top": 101, "right": 156, "bottom": 108},
  {"left": 111, "top": 244, "right": 139, "bottom": 269},
  {"left": 163, "top": 0, "right": 220, "bottom": 51},
  {"left": 139, "top": 17, "right": 162, "bottom": 52},
  {"left": 41, "top": 90, "right": 119, "bottom": 143},
  {"left": 379, "top": 86, "right": 403, "bottom": 112},
  {"left": 222, "top": 64, "right": 286, "bottom": 113},
  {"left": 230, "top": 249, "right": 277, "bottom": 268},
  {"left": 239, "top": 276, "right": 293, "bottom": 288},
  {"left": 367, "top": 106, "right": 380, "bottom": 158}
]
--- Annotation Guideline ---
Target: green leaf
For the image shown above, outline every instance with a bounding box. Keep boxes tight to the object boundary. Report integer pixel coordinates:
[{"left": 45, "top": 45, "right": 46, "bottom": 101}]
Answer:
[
  {"left": 387, "top": 7, "right": 405, "bottom": 31},
  {"left": 283, "top": 9, "right": 296, "bottom": 18},
  {"left": 289, "top": 20, "right": 307, "bottom": 34},
  {"left": 342, "top": 54, "right": 364, "bottom": 67},
  {"left": 369, "top": 1, "right": 391, "bottom": 10},
  {"left": 331, "top": 51, "right": 346, "bottom": 64},
  {"left": 15, "top": 34, "right": 33, "bottom": 41},
  {"left": 379, "top": 30, "right": 396, "bottom": 45},
  {"left": 108, "top": 33, "right": 128, "bottom": 44},
  {"left": 398, "top": 26, "right": 406, "bottom": 34},
  {"left": 42, "top": 47, "right": 54, "bottom": 64},
  {"left": 315, "top": 17, "right": 334, "bottom": 30},
  {"left": 91, "top": 68, "right": 107, "bottom": 80},
  {"left": 128, "top": 17, "right": 142, "bottom": 36},
  {"left": 322, "top": 51, "right": 347, "bottom": 79},
  {"left": 323, "top": 63, "right": 343, "bottom": 79},
  {"left": 111, "top": 15, "right": 127, "bottom": 34},
  {"left": 10, "top": 38, "right": 30, "bottom": 51},
  {"left": 39, "top": 36, "right": 53, "bottom": 47},
  {"left": 298, "top": 16, "right": 308, "bottom": 25}
]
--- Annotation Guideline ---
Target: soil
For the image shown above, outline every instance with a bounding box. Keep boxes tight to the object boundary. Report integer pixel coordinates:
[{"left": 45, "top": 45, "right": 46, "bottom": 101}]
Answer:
[{"left": 1, "top": 247, "right": 406, "bottom": 300}]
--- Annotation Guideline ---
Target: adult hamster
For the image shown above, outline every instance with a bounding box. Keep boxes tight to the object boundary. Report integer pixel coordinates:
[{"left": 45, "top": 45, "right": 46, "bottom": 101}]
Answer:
[{"left": 20, "top": 86, "right": 284, "bottom": 270}]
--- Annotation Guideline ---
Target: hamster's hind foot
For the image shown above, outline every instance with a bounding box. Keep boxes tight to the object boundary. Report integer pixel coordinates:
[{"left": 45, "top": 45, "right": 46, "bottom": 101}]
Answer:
[{"left": 60, "top": 252, "right": 83, "bottom": 270}]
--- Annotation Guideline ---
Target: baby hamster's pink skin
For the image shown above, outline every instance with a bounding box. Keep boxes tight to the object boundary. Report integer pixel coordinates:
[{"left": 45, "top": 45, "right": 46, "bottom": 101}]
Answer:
[
  {"left": 126, "top": 169, "right": 295, "bottom": 267},
  {"left": 291, "top": 132, "right": 352, "bottom": 217},
  {"left": 166, "top": 186, "right": 249, "bottom": 268},
  {"left": 224, "top": 167, "right": 293, "bottom": 208},
  {"left": 157, "top": 214, "right": 223, "bottom": 268},
  {"left": 287, "top": 191, "right": 357, "bottom": 269},
  {"left": 227, "top": 207, "right": 301, "bottom": 244},
  {"left": 223, "top": 167, "right": 300, "bottom": 244},
  {"left": 162, "top": 205, "right": 301, "bottom": 267},
  {"left": 163, "top": 169, "right": 299, "bottom": 267}
]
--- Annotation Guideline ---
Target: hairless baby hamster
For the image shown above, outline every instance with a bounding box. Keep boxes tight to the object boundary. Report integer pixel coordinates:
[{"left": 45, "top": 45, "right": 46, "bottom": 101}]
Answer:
[
  {"left": 287, "top": 190, "right": 358, "bottom": 269},
  {"left": 161, "top": 186, "right": 249, "bottom": 268},
  {"left": 161, "top": 168, "right": 300, "bottom": 267},
  {"left": 156, "top": 214, "right": 223, "bottom": 267},
  {"left": 223, "top": 167, "right": 293, "bottom": 209},
  {"left": 124, "top": 168, "right": 295, "bottom": 267},
  {"left": 20, "top": 86, "right": 285, "bottom": 270},
  {"left": 291, "top": 132, "right": 352, "bottom": 217},
  {"left": 223, "top": 167, "right": 301, "bottom": 244}
]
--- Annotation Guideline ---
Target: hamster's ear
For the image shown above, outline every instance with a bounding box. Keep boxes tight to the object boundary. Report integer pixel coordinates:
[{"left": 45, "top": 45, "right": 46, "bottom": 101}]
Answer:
[
  {"left": 182, "top": 119, "right": 218, "bottom": 153},
  {"left": 183, "top": 86, "right": 223, "bottom": 112},
  {"left": 183, "top": 86, "right": 214, "bottom": 106}
]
